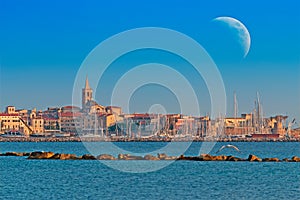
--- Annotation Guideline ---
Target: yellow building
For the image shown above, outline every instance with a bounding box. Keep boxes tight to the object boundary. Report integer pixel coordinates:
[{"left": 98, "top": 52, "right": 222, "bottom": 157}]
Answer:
[
  {"left": 0, "top": 113, "right": 21, "bottom": 132},
  {"left": 0, "top": 113, "right": 33, "bottom": 135},
  {"left": 31, "top": 117, "right": 44, "bottom": 133},
  {"left": 6, "top": 106, "right": 17, "bottom": 114},
  {"left": 0, "top": 106, "right": 45, "bottom": 135},
  {"left": 105, "top": 114, "right": 116, "bottom": 127},
  {"left": 224, "top": 114, "right": 254, "bottom": 136}
]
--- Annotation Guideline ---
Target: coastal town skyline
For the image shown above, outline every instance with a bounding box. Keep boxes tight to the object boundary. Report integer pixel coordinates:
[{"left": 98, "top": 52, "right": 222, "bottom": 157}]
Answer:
[{"left": 1, "top": 76, "right": 299, "bottom": 141}]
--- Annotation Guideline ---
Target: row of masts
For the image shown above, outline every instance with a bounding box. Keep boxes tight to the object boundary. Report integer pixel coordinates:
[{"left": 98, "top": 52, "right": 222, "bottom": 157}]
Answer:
[
  {"left": 85, "top": 92, "right": 292, "bottom": 138},
  {"left": 234, "top": 91, "right": 265, "bottom": 133}
]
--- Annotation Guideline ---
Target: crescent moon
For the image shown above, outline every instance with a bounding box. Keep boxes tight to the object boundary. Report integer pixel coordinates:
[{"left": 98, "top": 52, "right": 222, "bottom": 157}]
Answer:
[{"left": 213, "top": 16, "right": 251, "bottom": 57}]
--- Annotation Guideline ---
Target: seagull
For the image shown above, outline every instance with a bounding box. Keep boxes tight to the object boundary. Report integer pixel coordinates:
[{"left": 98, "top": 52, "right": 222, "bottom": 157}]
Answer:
[{"left": 216, "top": 144, "right": 240, "bottom": 153}]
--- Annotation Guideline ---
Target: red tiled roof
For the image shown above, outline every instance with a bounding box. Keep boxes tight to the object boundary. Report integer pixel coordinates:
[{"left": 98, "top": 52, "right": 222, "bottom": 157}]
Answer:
[
  {"left": 60, "top": 112, "right": 82, "bottom": 117},
  {"left": 0, "top": 113, "right": 19, "bottom": 117},
  {"left": 62, "top": 106, "right": 80, "bottom": 109}
]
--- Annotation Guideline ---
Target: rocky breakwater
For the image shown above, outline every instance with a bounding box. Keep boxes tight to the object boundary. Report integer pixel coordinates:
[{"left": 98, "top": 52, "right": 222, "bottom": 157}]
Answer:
[
  {"left": 177, "top": 154, "right": 245, "bottom": 161},
  {"left": 1, "top": 151, "right": 300, "bottom": 162}
]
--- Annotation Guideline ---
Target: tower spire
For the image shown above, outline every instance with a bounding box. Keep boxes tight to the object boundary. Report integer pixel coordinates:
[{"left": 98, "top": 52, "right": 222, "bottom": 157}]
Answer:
[{"left": 85, "top": 75, "right": 90, "bottom": 89}]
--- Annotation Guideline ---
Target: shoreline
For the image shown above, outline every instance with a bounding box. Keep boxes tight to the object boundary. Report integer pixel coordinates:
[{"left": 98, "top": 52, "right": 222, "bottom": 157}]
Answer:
[{"left": 0, "top": 136, "right": 299, "bottom": 142}]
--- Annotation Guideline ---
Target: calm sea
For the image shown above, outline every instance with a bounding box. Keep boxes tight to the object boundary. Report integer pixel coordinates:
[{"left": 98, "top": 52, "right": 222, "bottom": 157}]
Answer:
[{"left": 0, "top": 142, "right": 299, "bottom": 199}]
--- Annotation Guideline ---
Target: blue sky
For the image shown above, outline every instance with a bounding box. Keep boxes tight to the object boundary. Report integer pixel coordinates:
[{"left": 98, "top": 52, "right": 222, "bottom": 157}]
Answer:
[{"left": 1, "top": 0, "right": 299, "bottom": 120}]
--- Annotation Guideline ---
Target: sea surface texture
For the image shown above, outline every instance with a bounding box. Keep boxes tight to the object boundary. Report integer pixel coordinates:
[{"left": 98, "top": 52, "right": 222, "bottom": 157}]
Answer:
[{"left": 0, "top": 142, "right": 299, "bottom": 199}]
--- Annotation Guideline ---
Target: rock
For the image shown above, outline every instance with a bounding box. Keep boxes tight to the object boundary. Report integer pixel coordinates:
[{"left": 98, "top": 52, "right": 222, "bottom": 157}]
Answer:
[
  {"left": 157, "top": 153, "right": 177, "bottom": 160},
  {"left": 177, "top": 155, "right": 199, "bottom": 161},
  {"left": 291, "top": 156, "right": 300, "bottom": 162},
  {"left": 0, "top": 152, "right": 26, "bottom": 156},
  {"left": 199, "top": 154, "right": 214, "bottom": 161},
  {"left": 118, "top": 154, "right": 129, "bottom": 160},
  {"left": 248, "top": 154, "right": 262, "bottom": 162},
  {"left": 127, "top": 155, "right": 143, "bottom": 160},
  {"left": 226, "top": 156, "right": 244, "bottom": 162},
  {"left": 262, "top": 158, "right": 280, "bottom": 162},
  {"left": 81, "top": 154, "right": 96, "bottom": 160},
  {"left": 50, "top": 153, "right": 78, "bottom": 160},
  {"left": 23, "top": 152, "right": 30, "bottom": 156},
  {"left": 157, "top": 153, "right": 168, "bottom": 160},
  {"left": 282, "top": 158, "right": 291, "bottom": 162},
  {"left": 28, "top": 151, "right": 55, "bottom": 159},
  {"left": 144, "top": 155, "right": 160, "bottom": 160},
  {"left": 117, "top": 154, "right": 143, "bottom": 160},
  {"left": 164, "top": 156, "right": 177, "bottom": 160},
  {"left": 97, "top": 154, "right": 116, "bottom": 160},
  {"left": 213, "top": 155, "right": 228, "bottom": 161},
  {"left": 177, "top": 155, "right": 185, "bottom": 160}
]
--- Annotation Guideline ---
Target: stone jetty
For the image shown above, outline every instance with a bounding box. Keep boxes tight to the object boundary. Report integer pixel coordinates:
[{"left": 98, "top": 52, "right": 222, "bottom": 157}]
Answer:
[{"left": 0, "top": 151, "right": 299, "bottom": 162}]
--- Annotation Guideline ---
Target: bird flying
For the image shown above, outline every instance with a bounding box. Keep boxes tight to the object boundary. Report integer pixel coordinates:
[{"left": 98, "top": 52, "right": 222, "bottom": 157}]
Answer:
[{"left": 216, "top": 144, "right": 240, "bottom": 153}]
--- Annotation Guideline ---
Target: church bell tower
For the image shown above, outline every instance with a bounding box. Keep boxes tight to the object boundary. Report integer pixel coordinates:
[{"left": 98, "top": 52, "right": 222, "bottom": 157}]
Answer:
[{"left": 82, "top": 76, "right": 93, "bottom": 109}]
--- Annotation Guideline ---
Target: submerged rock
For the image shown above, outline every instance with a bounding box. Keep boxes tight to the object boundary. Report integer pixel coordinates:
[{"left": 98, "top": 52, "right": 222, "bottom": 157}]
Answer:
[
  {"left": 28, "top": 151, "right": 55, "bottom": 159},
  {"left": 262, "top": 158, "right": 280, "bottom": 162},
  {"left": 0, "top": 152, "right": 27, "bottom": 157},
  {"left": 97, "top": 154, "right": 116, "bottom": 160},
  {"left": 248, "top": 154, "right": 262, "bottom": 162}
]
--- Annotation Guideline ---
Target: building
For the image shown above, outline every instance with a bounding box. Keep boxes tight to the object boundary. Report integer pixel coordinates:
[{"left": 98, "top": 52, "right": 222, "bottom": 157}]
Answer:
[
  {"left": 106, "top": 106, "right": 122, "bottom": 115},
  {"left": 224, "top": 114, "right": 255, "bottom": 136},
  {"left": 0, "top": 106, "right": 33, "bottom": 135},
  {"left": 59, "top": 111, "right": 82, "bottom": 134},
  {"left": 270, "top": 115, "right": 288, "bottom": 136},
  {"left": 31, "top": 116, "right": 44, "bottom": 133}
]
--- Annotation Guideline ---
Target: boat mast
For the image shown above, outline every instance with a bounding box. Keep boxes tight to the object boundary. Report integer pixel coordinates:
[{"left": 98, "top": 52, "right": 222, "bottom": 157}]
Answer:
[{"left": 234, "top": 92, "right": 238, "bottom": 119}]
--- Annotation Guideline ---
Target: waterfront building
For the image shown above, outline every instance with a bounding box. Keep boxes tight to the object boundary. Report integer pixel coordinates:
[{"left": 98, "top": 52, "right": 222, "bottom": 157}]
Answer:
[
  {"left": 270, "top": 115, "right": 288, "bottom": 136},
  {"left": 0, "top": 106, "right": 34, "bottom": 135},
  {"left": 224, "top": 114, "right": 255, "bottom": 136},
  {"left": 31, "top": 116, "right": 44, "bottom": 133},
  {"left": 43, "top": 116, "right": 60, "bottom": 133},
  {"left": 59, "top": 109, "right": 82, "bottom": 134}
]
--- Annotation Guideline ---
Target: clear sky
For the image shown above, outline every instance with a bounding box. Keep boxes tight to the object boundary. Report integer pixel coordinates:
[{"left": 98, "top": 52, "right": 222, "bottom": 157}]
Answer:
[{"left": 1, "top": 0, "right": 299, "bottom": 121}]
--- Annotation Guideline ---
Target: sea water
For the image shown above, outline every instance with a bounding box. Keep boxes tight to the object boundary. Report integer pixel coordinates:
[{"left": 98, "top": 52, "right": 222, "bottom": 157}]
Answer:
[{"left": 0, "top": 142, "right": 299, "bottom": 199}]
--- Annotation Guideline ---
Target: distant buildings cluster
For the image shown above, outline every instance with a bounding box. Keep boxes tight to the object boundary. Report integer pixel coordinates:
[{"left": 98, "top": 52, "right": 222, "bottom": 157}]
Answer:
[{"left": 0, "top": 77, "right": 299, "bottom": 139}]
